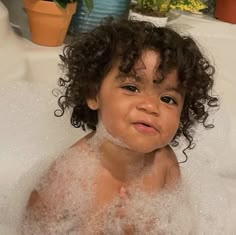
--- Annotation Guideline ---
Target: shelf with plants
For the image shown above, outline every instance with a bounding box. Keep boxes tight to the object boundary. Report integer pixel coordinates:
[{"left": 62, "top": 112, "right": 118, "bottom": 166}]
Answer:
[{"left": 129, "top": 0, "right": 208, "bottom": 26}]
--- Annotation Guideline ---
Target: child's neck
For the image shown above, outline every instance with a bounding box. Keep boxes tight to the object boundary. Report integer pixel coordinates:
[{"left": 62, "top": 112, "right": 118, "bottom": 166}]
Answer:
[
  {"left": 88, "top": 122, "right": 154, "bottom": 182},
  {"left": 98, "top": 140, "right": 154, "bottom": 183}
]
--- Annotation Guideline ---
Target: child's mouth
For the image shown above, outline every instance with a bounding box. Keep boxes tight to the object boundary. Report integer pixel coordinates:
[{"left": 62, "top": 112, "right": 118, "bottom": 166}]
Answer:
[{"left": 133, "top": 122, "right": 159, "bottom": 135}]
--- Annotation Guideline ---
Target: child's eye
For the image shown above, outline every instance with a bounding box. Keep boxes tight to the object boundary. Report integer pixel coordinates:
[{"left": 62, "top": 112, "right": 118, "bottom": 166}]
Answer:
[
  {"left": 161, "top": 96, "right": 177, "bottom": 105},
  {"left": 122, "top": 85, "right": 139, "bottom": 93}
]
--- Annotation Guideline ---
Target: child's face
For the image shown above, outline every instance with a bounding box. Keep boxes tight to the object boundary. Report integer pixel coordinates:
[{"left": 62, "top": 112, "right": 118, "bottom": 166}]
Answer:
[{"left": 87, "top": 50, "right": 185, "bottom": 153}]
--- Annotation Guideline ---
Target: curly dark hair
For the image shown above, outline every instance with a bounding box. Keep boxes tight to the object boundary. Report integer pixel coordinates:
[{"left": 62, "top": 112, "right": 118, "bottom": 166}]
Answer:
[{"left": 55, "top": 18, "right": 218, "bottom": 161}]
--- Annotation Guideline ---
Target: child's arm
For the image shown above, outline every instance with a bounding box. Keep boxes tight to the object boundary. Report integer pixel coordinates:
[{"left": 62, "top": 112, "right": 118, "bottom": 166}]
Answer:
[{"left": 21, "top": 162, "right": 76, "bottom": 234}]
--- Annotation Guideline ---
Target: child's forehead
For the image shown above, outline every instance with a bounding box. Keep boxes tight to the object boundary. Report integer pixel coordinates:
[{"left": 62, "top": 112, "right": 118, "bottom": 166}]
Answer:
[
  {"left": 114, "top": 51, "right": 165, "bottom": 79},
  {"left": 114, "top": 49, "right": 160, "bottom": 72},
  {"left": 113, "top": 49, "right": 184, "bottom": 88}
]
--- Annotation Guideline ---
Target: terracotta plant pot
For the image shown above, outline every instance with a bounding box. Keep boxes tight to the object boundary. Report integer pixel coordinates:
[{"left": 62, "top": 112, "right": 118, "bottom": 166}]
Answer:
[
  {"left": 23, "top": 0, "right": 77, "bottom": 46},
  {"left": 215, "top": 0, "right": 236, "bottom": 24}
]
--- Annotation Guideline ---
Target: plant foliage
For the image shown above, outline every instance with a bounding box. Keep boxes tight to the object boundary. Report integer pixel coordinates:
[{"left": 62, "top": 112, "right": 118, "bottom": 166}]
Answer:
[
  {"left": 53, "top": 0, "right": 93, "bottom": 11},
  {"left": 131, "top": 0, "right": 207, "bottom": 17},
  {"left": 132, "top": 0, "right": 172, "bottom": 17}
]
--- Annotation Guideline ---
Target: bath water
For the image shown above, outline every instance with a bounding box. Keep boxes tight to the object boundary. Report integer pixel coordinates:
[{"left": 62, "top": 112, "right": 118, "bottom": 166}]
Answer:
[{"left": 0, "top": 79, "right": 235, "bottom": 234}]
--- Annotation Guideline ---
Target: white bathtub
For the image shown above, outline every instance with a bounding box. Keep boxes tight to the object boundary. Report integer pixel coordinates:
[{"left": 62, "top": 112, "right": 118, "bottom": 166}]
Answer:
[
  {"left": 1, "top": 2, "right": 236, "bottom": 233},
  {"left": 0, "top": 2, "right": 86, "bottom": 233}
]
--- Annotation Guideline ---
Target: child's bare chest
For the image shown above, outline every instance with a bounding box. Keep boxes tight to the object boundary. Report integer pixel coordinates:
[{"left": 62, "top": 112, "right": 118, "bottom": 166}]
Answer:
[
  {"left": 93, "top": 167, "right": 166, "bottom": 210},
  {"left": 76, "top": 168, "right": 167, "bottom": 234}
]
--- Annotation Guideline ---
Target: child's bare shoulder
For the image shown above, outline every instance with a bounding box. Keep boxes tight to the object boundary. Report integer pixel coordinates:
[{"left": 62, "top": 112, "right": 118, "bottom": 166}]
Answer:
[
  {"left": 25, "top": 132, "right": 94, "bottom": 221},
  {"left": 25, "top": 155, "right": 76, "bottom": 220},
  {"left": 154, "top": 146, "right": 180, "bottom": 188}
]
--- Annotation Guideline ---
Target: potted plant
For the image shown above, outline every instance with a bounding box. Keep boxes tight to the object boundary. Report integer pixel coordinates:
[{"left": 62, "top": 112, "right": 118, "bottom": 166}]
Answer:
[
  {"left": 23, "top": 0, "right": 79, "bottom": 46},
  {"left": 55, "top": 0, "right": 92, "bottom": 10},
  {"left": 129, "top": 0, "right": 172, "bottom": 26},
  {"left": 129, "top": 0, "right": 208, "bottom": 27}
]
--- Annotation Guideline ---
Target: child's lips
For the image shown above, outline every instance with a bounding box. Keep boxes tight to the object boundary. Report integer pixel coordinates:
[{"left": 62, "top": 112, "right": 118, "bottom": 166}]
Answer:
[{"left": 132, "top": 122, "right": 159, "bottom": 135}]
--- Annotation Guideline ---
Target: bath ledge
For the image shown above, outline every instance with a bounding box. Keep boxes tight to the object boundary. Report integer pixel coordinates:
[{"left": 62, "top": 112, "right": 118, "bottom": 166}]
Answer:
[{"left": 0, "top": 1, "right": 64, "bottom": 86}]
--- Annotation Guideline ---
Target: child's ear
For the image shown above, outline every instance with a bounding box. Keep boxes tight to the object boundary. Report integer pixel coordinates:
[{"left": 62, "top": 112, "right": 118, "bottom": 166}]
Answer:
[{"left": 87, "top": 97, "right": 99, "bottom": 110}]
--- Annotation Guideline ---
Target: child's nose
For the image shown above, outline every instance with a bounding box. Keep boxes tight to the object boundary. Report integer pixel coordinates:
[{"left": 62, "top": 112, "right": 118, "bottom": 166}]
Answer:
[{"left": 136, "top": 95, "right": 160, "bottom": 116}]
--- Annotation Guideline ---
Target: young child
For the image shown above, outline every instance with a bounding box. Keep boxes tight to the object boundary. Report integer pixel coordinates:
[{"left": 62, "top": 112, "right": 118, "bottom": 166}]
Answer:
[{"left": 22, "top": 19, "right": 218, "bottom": 234}]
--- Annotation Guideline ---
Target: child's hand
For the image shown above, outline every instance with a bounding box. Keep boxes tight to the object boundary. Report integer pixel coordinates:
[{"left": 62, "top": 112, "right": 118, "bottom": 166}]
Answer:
[
  {"left": 116, "top": 186, "right": 128, "bottom": 218},
  {"left": 116, "top": 186, "right": 135, "bottom": 234},
  {"left": 117, "top": 187, "right": 156, "bottom": 233}
]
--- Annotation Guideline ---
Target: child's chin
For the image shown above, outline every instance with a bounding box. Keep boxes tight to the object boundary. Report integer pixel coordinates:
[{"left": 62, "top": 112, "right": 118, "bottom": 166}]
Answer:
[{"left": 124, "top": 143, "right": 160, "bottom": 154}]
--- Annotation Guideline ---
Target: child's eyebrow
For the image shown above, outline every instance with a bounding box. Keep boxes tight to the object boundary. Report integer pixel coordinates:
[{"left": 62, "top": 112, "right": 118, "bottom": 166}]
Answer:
[
  {"left": 115, "top": 71, "right": 143, "bottom": 82},
  {"left": 161, "top": 85, "right": 185, "bottom": 97}
]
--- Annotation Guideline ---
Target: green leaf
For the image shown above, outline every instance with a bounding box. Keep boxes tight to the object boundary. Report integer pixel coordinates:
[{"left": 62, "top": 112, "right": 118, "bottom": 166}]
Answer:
[{"left": 53, "top": 0, "right": 67, "bottom": 9}]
